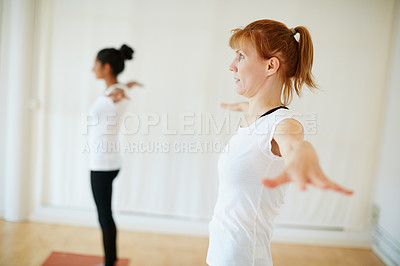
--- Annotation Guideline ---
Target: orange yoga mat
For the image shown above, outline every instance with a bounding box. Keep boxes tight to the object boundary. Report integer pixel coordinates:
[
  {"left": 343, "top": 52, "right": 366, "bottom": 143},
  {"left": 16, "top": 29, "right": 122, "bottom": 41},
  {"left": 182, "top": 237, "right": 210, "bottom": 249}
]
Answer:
[{"left": 42, "top": 251, "right": 129, "bottom": 266}]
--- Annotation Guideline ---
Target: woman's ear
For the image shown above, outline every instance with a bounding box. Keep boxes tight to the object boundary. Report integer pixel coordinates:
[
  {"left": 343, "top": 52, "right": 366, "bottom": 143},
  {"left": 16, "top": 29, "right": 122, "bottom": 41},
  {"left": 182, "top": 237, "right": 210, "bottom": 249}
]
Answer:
[
  {"left": 266, "top": 57, "right": 280, "bottom": 76},
  {"left": 104, "top": 63, "right": 112, "bottom": 75}
]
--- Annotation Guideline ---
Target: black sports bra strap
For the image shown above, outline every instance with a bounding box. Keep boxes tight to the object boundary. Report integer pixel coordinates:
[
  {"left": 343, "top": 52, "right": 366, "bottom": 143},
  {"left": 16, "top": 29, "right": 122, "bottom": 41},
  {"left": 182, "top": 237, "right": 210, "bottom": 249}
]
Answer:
[{"left": 258, "top": 106, "right": 289, "bottom": 119}]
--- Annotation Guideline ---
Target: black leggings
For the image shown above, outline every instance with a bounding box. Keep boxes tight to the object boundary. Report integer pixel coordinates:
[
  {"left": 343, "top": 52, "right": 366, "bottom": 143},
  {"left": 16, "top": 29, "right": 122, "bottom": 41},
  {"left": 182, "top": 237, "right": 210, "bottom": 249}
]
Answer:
[{"left": 91, "top": 170, "right": 119, "bottom": 266}]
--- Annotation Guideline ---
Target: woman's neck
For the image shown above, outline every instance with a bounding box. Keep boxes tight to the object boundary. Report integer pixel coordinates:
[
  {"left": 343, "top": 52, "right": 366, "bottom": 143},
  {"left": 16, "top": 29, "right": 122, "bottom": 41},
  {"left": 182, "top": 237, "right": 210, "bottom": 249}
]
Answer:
[
  {"left": 249, "top": 98, "right": 282, "bottom": 116},
  {"left": 247, "top": 82, "right": 284, "bottom": 119},
  {"left": 240, "top": 97, "right": 282, "bottom": 128},
  {"left": 104, "top": 75, "right": 118, "bottom": 88}
]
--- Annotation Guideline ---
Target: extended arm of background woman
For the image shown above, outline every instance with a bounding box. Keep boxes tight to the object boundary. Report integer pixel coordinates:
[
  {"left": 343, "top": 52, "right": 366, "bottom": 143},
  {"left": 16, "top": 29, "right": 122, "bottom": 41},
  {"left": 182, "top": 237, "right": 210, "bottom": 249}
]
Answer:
[{"left": 108, "top": 81, "right": 143, "bottom": 103}]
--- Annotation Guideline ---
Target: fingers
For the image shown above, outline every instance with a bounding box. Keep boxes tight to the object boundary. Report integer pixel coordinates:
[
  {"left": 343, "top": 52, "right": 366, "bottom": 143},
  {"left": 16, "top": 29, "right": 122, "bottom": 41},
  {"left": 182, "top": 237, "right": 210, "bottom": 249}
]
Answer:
[
  {"left": 126, "top": 81, "right": 143, "bottom": 88},
  {"left": 127, "top": 81, "right": 134, "bottom": 87},
  {"left": 263, "top": 171, "right": 307, "bottom": 190},
  {"left": 108, "top": 92, "right": 129, "bottom": 103},
  {"left": 131, "top": 82, "right": 143, "bottom": 87},
  {"left": 262, "top": 171, "right": 291, "bottom": 188},
  {"left": 264, "top": 169, "right": 354, "bottom": 195},
  {"left": 325, "top": 179, "right": 354, "bottom": 195},
  {"left": 310, "top": 172, "right": 353, "bottom": 195},
  {"left": 309, "top": 171, "right": 330, "bottom": 190},
  {"left": 220, "top": 102, "right": 245, "bottom": 111},
  {"left": 220, "top": 103, "right": 238, "bottom": 111},
  {"left": 239, "top": 102, "right": 249, "bottom": 112}
]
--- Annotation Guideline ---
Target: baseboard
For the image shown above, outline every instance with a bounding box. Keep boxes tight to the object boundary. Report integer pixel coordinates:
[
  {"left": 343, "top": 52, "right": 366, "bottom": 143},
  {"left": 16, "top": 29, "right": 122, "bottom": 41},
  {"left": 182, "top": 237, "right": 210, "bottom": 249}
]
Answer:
[
  {"left": 372, "top": 225, "right": 400, "bottom": 266},
  {"left": 29, "top": 205, "right": 372, "bottom": 247},
  {"left": 29, "top": 205, "right": 209, "bottom": 237},
  {"left": 273, "top": 225, "right": 372, "bottom": 248}
]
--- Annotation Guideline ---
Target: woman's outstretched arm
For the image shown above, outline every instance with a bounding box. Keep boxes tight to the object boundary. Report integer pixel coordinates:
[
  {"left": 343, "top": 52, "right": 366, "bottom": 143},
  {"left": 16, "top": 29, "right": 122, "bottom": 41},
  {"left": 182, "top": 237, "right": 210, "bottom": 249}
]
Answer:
[
  {"left": 108, "top": 81, "right": 143, "bottom": 103},
  {"left": 263, "top": 118, "right": 353, "bottom": 195}
]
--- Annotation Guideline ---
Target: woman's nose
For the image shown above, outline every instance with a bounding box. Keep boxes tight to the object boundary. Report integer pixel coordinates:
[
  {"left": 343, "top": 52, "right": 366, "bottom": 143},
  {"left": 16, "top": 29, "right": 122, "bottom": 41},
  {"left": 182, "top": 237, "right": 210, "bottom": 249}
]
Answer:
[{"left": 229, "top": 60, "right": 237, "bottom": 72}]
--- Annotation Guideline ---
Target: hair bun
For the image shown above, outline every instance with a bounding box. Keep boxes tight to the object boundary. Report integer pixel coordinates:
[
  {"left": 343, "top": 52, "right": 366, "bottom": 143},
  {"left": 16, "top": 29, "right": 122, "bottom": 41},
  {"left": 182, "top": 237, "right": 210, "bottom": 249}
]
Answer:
[{"left": 119, "top": 44, "right": 134, "bottom": 60}]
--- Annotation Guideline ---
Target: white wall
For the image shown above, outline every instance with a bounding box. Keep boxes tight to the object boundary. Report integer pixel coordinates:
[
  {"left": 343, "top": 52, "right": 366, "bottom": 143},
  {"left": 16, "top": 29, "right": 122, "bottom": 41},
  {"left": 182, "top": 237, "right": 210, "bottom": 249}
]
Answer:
[
  {"left": 0, "top": 0, "right": 36, "bottom": 221},
  {"left": 0, "top": 0, "right": 5, "bottom": 218},
  {"left": 372, "top": 1, "right": 400, "bottom": 264}
]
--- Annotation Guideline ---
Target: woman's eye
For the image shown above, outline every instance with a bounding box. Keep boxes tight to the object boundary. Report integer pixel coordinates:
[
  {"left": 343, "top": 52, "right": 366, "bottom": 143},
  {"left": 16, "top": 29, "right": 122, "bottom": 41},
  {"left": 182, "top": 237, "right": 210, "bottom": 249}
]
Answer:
[{"left": 239, "top": 54, "right": 244, "bottom": 61}]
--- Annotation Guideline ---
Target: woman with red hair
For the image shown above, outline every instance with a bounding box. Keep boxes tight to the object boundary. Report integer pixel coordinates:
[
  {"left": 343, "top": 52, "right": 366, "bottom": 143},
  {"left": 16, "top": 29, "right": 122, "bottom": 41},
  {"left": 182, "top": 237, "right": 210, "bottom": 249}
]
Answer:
[{"left": 207, "top": 19, "right": 353, "bottom": 266}]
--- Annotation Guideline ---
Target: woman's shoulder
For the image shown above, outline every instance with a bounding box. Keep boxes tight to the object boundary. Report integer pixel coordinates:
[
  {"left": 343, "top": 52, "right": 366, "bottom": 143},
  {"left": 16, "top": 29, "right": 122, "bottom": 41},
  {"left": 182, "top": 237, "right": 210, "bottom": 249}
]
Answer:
[
  {"left": 96, "top": 95, "right": 115, "bottom": 106},
  {"left": 253, "top": 108, "right": 298, "bottom": 134},
  {"left": 89, "top": 96, "right": 115, "bottom": 113},
  {"left": 257, "top": 108, "right": 292, "bottom": 124}
]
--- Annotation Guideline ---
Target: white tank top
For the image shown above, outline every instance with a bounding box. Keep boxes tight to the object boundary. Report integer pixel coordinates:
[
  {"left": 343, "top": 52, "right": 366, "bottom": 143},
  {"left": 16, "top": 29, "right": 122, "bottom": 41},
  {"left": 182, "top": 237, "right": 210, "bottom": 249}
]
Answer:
[
  {"left": 207, "top": 108, "right": 293, "bottom": 266},
  {"left": 88, "top": 84, "right": 128, "bottom": 171}
]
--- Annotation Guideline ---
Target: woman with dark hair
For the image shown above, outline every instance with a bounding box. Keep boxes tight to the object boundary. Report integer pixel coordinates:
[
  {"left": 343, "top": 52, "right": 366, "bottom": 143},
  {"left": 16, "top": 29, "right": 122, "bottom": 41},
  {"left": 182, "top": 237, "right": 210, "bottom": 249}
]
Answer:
[
  {"left": 88, "top": 44, "right": 141, "bottom": 266},
  {"left": 206, "top": 20, "right": 353, "bottom": 266}
]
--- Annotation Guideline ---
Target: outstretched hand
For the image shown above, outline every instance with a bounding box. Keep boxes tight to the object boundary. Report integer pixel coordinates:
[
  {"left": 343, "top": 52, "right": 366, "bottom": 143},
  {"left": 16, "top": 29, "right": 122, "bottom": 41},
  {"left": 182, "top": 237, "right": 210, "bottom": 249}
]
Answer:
[
  {"left": 126, "top": 81, "right": 143, "bottom": 88},
  {"left": 262, "top": 119, "right": 354, "bottom": 195},
  {"left": 220, "top": 102, "right": 249, "bottom": 112},
  {"left": 108, "top": 89, "right": 129, "bottom": 103},
  {"left": 262, "top": 141, "right": 354, "bottom": 195},
  {"left": 262, "top": 166, "right": 354, "bottom": 195}
]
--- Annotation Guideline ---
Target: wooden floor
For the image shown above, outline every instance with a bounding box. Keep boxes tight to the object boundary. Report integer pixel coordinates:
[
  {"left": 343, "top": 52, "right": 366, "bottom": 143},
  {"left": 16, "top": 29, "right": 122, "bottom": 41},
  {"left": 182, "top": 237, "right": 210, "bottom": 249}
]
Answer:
[{"left": 0, "top": 220, "right": 385, "bottom": 266}]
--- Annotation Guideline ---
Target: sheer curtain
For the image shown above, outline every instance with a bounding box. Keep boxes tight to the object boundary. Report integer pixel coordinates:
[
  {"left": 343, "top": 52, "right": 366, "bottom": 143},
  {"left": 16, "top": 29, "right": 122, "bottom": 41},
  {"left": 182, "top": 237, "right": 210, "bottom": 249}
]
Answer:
[{"left": 33, "top": 0, "right": 395, "bottom": 232}]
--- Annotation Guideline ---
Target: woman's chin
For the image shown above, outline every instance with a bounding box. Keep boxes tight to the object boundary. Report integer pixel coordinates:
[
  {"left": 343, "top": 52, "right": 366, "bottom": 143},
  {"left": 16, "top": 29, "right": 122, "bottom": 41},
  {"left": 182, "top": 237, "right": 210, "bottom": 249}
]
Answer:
[{"left": 236, "top": 86, "right": 245, "bottom": 95}]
